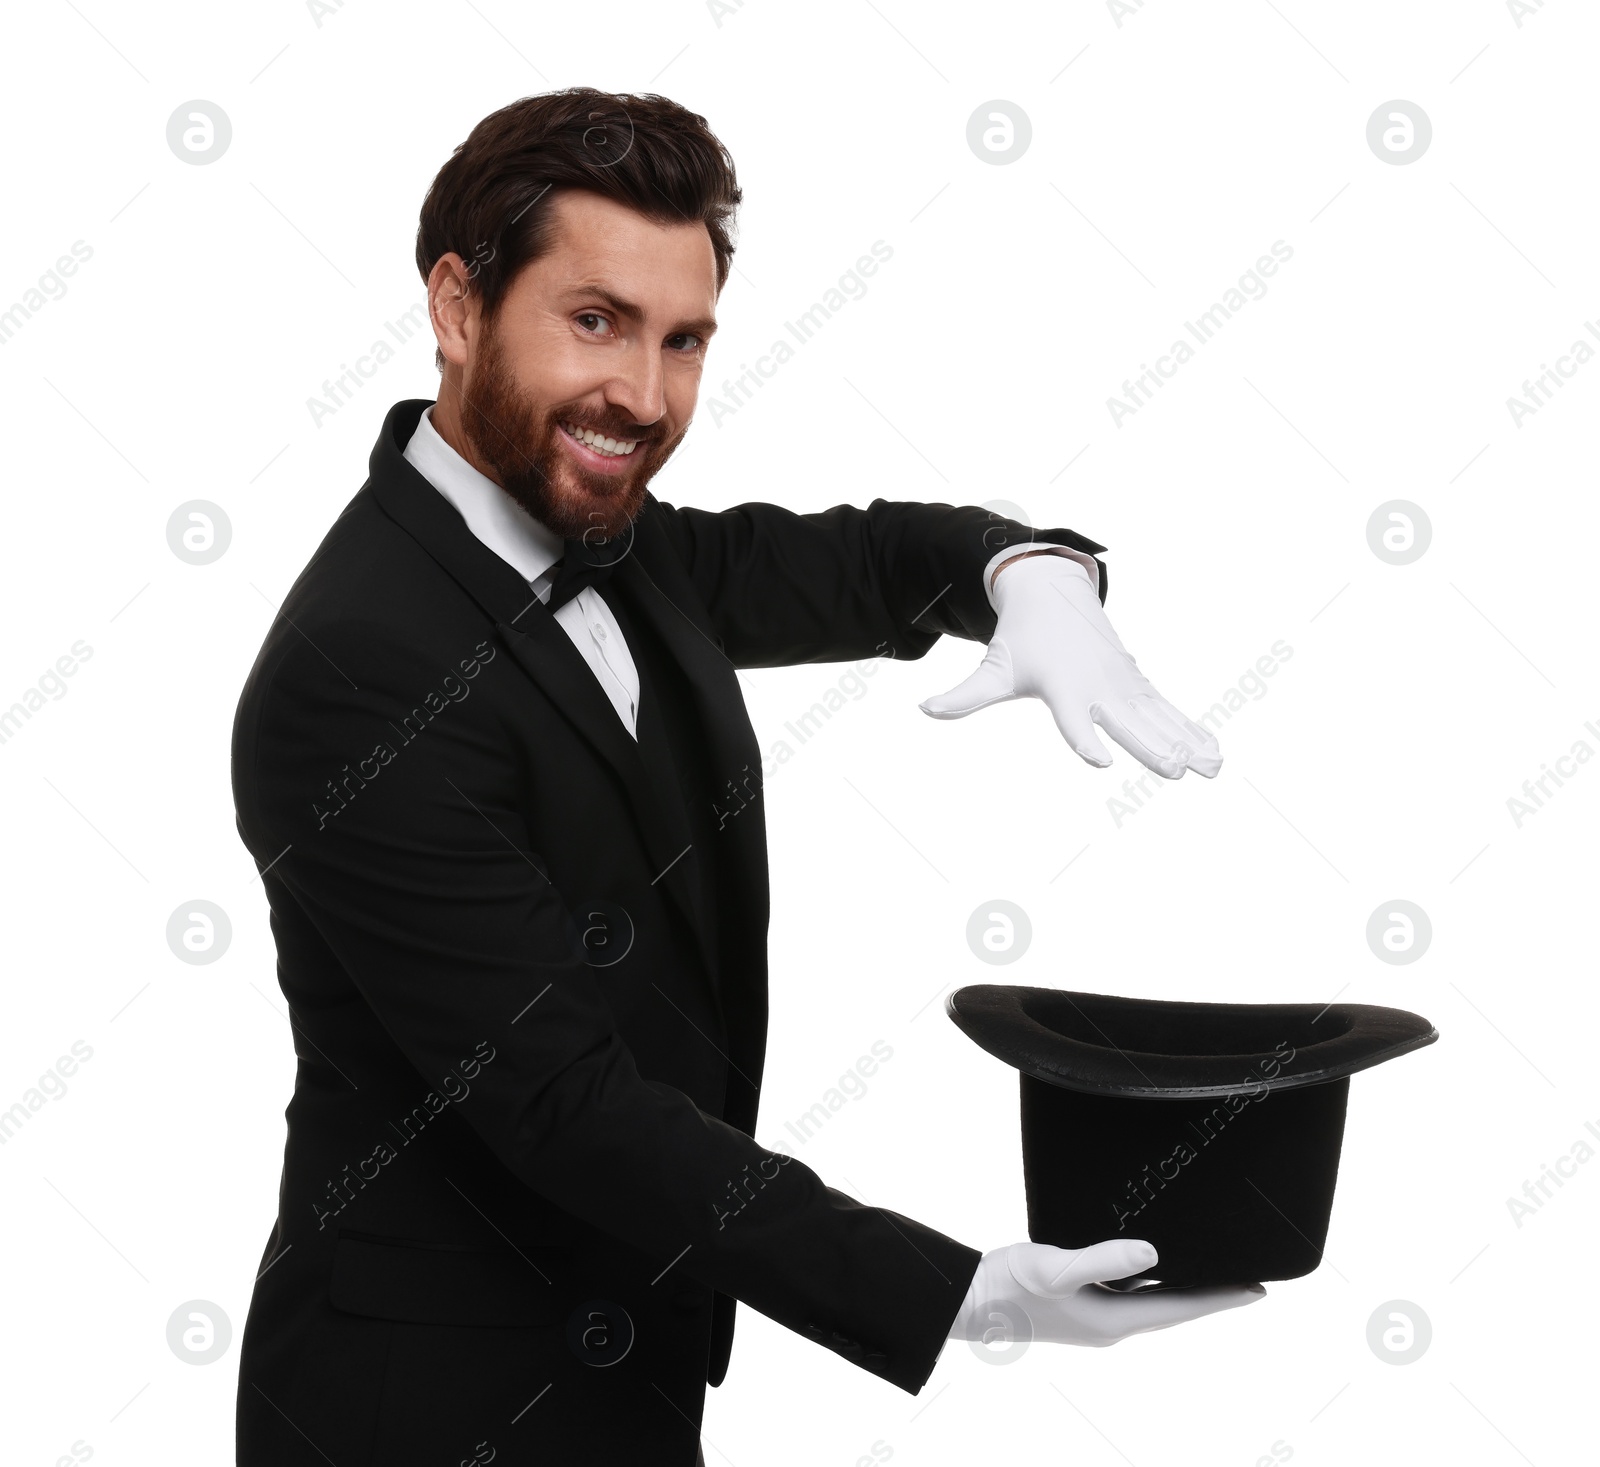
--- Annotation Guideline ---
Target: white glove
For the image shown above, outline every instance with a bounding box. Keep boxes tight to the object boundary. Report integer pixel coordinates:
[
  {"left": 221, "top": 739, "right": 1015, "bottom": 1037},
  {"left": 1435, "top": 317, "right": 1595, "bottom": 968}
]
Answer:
[
  {"left": 920, "top": 550, "right": 1222, "bottom": 779},
  {"left": 948, "top": 1239, "right": 1264, "bottom": 1346}
]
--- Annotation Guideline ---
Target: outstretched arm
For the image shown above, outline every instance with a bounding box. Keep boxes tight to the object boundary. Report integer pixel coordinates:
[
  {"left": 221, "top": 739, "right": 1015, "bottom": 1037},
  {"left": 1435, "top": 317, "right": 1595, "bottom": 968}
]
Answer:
[
  {"left": 643, "top": 494, "right": 1105, "bottom": 665},
  {"left": 646, "top": 494, "right": 1219, "bottom": 778}
]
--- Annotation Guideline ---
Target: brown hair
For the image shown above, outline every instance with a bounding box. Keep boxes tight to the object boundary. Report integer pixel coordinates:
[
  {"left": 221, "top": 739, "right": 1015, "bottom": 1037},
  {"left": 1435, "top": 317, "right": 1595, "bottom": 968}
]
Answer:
[{"left": 415, "top": 88, "right": 741, "bottom": 371}]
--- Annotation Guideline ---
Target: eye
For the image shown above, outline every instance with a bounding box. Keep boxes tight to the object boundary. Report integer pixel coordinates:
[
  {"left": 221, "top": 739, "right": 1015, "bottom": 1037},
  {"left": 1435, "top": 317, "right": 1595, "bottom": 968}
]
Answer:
[
  {"left": 575, "top": 312, "right": 614, "bottom": 337},
  {"left": 666, "top": 333, "right": 704, "bottom": 354}
]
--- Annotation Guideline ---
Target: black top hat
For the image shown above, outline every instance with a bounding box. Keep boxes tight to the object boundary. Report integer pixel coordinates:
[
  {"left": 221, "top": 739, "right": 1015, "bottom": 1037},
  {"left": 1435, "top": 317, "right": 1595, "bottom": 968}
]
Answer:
[{"left": 946, "top": 986, "right": 1438, "bottom": 1287}]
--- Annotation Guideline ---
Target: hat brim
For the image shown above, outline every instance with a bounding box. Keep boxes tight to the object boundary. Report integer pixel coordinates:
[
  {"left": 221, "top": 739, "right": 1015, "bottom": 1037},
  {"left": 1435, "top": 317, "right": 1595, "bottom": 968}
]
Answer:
[{"left": 946, "top": 985, "right": 1437, "bottom": 1099}]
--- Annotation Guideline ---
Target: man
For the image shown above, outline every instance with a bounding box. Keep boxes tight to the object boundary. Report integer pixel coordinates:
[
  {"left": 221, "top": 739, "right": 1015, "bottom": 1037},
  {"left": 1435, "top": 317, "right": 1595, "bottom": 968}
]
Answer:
[{"left": 231, "top": 88, "right": 1254, "bottom": 1465}]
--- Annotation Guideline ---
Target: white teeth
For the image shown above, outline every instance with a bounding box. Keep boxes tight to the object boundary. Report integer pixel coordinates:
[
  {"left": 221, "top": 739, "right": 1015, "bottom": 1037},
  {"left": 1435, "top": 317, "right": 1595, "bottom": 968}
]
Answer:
[{"left": 562, "top": 422, "right": 638, "bottom": 458}]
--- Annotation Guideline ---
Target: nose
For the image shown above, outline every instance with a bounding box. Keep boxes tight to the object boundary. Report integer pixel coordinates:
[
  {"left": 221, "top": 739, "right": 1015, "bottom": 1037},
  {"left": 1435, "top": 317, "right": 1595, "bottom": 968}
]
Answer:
[{"left": 608, "top": 344, "right": 667, "bottom": 433}]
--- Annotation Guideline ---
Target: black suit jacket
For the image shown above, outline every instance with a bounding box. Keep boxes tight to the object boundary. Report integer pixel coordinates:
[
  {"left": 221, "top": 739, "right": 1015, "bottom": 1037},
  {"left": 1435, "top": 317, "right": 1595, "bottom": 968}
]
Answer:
[{"left": 230, "top": 397, "right": 1107, "bottom": 1463}]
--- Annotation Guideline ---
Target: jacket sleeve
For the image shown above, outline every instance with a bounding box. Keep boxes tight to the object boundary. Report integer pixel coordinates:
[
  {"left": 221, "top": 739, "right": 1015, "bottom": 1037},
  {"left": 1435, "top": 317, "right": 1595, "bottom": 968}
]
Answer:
[
  {"left": 235, "top": 620, "right": 982, "bottom": 1394},
  {"left": 642, "top": 495, "right": 1107, "bottom": 668}
]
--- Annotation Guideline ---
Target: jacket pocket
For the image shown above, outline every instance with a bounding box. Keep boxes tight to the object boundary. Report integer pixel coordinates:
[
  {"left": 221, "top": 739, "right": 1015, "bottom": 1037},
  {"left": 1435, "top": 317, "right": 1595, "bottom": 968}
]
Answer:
[{"left": 328, "top": 1229, "right": 561, "bottom": 1328}]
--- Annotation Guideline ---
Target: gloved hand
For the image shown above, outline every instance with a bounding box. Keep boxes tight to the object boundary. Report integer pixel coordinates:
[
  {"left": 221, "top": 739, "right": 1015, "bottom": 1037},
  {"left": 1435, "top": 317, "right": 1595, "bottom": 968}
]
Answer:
[
  {"left": 920, "top": 550, "right": 1222, "bottom": 779},
  {"left": 947, "top": 1238, "right": 1264, "bottom": 1346}
]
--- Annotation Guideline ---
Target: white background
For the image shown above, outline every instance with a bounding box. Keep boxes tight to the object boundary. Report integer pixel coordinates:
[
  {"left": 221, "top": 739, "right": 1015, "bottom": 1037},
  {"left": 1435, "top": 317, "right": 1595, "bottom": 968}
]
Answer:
[{"left": 2, "top": 1, "right": 1594, "bottom": 1462}]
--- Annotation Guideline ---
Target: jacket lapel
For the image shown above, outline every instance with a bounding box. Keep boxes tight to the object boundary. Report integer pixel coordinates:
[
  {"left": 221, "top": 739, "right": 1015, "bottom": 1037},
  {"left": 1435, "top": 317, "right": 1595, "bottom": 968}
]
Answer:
[
  {"left": 366, "top": 400, "right": 729, "bottom": 1006},
  {"left": 612, "top": 530, "right": 774, "bottom": 1125},
  {"left": 610, "top": 528, "right": 771, "bottom": 945}
]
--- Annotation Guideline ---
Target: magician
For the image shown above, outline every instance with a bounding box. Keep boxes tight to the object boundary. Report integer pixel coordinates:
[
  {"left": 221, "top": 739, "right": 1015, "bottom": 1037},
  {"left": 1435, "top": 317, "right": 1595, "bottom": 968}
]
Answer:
[{"left": 230, "top": 86, "right": 1257, "bottom": 1465}]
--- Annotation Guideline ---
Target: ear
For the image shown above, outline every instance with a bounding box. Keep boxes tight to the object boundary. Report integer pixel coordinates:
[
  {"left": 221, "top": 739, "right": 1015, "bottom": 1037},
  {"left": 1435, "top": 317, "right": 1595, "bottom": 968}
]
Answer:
[{"left": 427, "top": 253, "right": 480, "bottom": 371}]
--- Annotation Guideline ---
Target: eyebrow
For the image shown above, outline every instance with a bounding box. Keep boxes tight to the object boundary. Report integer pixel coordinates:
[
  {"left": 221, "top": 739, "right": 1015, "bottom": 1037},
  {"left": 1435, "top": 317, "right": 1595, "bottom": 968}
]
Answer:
[{"left": 565, "top": 283, "right": 717, "bottom": 339}]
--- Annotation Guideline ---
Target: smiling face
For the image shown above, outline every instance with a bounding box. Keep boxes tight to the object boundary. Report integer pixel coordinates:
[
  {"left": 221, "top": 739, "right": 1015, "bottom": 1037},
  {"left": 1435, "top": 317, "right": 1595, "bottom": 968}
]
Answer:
[{"left": 428, "top": 188, "right": 720, "bottom": 541}]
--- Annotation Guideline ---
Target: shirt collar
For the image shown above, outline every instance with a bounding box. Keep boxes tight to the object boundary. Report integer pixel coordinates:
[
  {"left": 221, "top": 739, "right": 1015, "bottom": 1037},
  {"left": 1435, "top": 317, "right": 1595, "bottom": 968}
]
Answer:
[{"left": 402, "top": 404, "right": 564, "bottom": 592}]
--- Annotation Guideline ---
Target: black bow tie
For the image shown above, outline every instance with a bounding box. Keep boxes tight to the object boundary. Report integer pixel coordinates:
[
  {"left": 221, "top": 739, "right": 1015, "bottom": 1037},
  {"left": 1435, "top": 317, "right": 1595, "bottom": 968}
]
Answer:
[{"left": 544, "top": 532, "right": 631, "bottom": 611}]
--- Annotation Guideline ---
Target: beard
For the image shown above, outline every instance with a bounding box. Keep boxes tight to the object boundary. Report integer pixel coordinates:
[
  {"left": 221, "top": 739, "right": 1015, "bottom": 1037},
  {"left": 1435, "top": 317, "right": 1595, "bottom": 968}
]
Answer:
[{"left": 456, "top": 316, "right": 685, "bottom": 543}]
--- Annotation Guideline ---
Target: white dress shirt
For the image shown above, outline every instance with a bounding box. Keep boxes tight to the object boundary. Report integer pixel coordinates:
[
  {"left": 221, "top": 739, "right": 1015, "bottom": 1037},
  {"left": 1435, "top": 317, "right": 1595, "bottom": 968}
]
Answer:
[{"left": 403, "top": 405, "right": 642, "bottom": 738}]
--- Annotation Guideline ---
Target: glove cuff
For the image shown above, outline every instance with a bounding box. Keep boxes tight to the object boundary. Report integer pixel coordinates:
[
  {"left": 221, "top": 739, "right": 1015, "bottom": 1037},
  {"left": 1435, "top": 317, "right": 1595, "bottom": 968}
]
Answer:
[{"left": 983, "top": 542, "right": 1097, "bottom": 613}]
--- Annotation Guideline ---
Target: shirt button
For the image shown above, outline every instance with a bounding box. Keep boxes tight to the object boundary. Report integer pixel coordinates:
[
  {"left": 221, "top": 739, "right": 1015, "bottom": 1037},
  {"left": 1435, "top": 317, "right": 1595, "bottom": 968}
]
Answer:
[{"left": 593, "top": 624, "right": 607, "bottom": 641}]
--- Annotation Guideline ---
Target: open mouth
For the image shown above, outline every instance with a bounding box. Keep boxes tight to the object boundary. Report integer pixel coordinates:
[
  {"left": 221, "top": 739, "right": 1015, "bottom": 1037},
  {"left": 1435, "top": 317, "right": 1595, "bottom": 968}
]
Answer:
[{"left": 560, "top": 421, "right": 640, "bottom": 459}]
